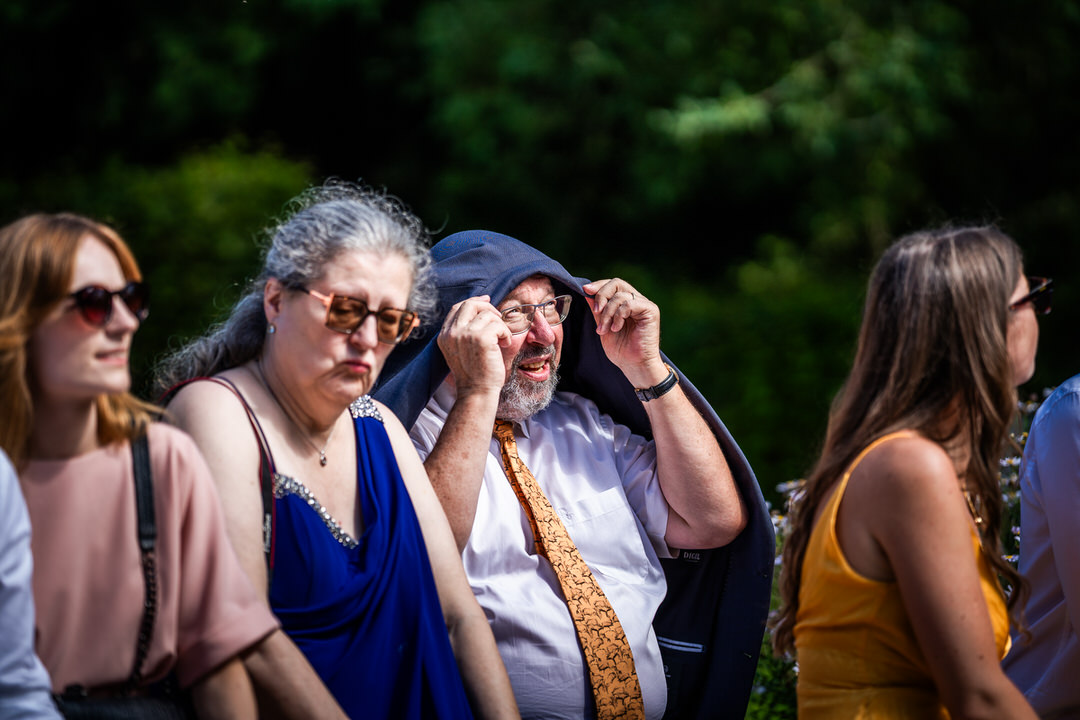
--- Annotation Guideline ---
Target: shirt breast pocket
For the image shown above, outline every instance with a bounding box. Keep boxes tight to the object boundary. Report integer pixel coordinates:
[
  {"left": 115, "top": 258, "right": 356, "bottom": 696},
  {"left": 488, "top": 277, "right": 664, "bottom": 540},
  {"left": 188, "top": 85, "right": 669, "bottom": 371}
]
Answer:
[{"left": 559, "top": 487, "right": 650, "bottom": 585}]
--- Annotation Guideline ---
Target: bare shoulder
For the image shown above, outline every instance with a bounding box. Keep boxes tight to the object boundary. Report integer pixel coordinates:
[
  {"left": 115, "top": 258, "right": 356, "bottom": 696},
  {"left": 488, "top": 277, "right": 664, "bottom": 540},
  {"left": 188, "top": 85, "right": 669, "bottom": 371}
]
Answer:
[
  {"left": 370, "top": 398, "right": 405, "bottom": 430},
  {"left": 838, "top": 433, "right": 968, "bottom": 581},
  {"left": 851, "top": 433, "right": 959, "bottom": 503},
  {"left": 375, "top": 400, "right": 419, "bottom": 451},
  {"left": 848, "top": 433, "right": 970, "bottom": 549},
  {"left": 370, "top": 398, "right": 429, "bottom": 486},
  {"left": 166, "top": 371, "right": 250, "bottom": 425},
  {"left": 163, "top": 369, "right": 265, "bottom": 482}
]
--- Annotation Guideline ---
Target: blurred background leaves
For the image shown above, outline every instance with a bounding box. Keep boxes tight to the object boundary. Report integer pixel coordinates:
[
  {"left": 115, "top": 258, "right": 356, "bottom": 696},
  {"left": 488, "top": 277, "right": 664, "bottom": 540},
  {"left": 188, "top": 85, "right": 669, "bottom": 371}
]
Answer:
[{"left": 3, "top": 0, "right": 1078, "bottom": 515}]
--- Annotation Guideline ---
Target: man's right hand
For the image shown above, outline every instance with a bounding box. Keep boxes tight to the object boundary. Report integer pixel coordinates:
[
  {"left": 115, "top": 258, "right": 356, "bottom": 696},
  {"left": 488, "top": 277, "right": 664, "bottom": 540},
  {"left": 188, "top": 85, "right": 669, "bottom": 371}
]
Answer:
[{"left": 437, "top": 295, "right": 512, "bottom": 397}]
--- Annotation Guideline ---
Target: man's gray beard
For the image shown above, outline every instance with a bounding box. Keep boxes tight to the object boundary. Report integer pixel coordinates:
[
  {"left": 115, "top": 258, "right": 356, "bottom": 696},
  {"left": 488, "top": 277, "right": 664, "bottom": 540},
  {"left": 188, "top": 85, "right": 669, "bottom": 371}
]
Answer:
[{"left": 495, "top": 345, "right": 559, "bottom": 422}]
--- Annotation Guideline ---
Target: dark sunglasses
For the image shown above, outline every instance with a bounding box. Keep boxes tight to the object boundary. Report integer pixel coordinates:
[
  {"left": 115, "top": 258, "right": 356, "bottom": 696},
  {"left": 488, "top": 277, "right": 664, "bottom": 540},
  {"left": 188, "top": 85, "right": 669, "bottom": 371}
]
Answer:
[
  {"left": 303, "top": 287, "right": 418, "bottom": 344},
  {"left": 1008, "top": 276, "right": 1053, "bottom": 315},
  {"left": 69, "top": 282, "right": 150, "bottom": 327}
]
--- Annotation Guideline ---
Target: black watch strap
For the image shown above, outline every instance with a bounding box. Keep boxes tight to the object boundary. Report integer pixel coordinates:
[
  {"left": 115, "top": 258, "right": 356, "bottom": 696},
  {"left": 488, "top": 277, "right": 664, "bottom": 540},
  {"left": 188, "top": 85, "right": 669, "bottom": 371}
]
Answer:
[{"left": 634, "top": 364, "right": 679, "bottom": 402}]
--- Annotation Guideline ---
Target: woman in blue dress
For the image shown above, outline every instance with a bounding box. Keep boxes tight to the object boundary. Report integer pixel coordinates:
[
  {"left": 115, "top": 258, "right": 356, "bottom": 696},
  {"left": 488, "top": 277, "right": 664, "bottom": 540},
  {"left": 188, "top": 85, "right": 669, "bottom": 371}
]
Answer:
[{"left": 157, "top": 182, "right": 518, "bottom": 720}]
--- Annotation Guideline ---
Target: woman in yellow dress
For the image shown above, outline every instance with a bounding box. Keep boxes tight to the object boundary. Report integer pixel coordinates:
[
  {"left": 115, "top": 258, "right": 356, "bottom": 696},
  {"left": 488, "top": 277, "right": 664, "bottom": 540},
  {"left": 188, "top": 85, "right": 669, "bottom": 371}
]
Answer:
[{"left": 771, "top": 226, "right": 1045, "bottom": 719}]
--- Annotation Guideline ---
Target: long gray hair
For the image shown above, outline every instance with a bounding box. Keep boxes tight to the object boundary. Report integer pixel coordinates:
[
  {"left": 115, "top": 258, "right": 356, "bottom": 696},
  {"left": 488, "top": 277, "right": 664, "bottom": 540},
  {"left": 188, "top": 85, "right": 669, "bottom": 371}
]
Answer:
[{"left": 155, "top": 181, "right": 434, "bottom": 395}]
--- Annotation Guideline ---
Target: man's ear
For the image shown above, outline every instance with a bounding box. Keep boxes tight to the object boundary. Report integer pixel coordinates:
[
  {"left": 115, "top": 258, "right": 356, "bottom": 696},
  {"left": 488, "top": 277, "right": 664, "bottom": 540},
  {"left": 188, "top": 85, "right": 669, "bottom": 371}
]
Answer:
[{"left": 264, "top": 277, "right": 285, "bottom": 325}]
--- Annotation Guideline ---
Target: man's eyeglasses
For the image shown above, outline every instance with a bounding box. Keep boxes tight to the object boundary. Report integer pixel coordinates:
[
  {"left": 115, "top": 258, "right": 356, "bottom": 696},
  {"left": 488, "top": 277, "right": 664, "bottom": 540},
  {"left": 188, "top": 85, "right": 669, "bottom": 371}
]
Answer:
[
  {"left": 1008, "top": 276, "right": 1053, "bottom": 315},
  {"left": 69, "top": 282, "right": 150, "bottom": 327},
  {"left": 303, "top": 287, "right": 418, "bottom": 344},
  {"left": 499, "top": 295, "right": 572, "bottom": 335}
]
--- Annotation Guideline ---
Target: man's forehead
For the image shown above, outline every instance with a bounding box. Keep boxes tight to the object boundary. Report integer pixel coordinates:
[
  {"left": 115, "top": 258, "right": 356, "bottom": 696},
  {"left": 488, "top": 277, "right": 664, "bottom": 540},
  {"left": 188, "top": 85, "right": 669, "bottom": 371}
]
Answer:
[{"left": 498, "top": 274, "right": 556, "bottom": 307}]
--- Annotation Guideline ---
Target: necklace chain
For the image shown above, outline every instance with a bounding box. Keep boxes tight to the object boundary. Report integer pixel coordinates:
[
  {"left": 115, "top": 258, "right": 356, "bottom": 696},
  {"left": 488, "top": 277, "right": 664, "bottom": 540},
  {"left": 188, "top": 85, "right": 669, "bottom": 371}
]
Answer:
[{"left": 256, "top": 359, "right": 335, "bottom": 467}]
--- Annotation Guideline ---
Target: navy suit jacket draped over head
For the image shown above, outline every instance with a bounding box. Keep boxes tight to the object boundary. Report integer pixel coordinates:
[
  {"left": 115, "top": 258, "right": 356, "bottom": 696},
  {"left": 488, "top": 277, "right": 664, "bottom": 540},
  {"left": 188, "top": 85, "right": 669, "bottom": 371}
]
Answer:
[{"left": 374, "top": 229, "right": 775, "bottom": 720}]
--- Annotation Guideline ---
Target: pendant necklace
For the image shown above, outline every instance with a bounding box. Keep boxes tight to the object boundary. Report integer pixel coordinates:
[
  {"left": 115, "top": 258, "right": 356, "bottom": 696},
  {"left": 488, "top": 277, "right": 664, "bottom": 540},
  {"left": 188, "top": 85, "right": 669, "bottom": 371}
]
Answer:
[{"left": 256, "top": 359, "right": 335, "bottom": 467}]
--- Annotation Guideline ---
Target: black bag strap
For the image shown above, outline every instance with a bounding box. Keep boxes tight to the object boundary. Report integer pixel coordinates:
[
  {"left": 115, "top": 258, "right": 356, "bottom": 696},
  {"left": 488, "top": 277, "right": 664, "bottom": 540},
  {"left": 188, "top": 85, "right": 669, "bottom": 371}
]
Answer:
[
  {"left": 132, "top": 431, "right": 156, "bottom": 553},
  {"left": 128, "top": 432, "right": 157, "bottom": 692},
  {"left": 159, "top": 377, "right": 277, "bottom": 586},
  {"left": 54, "top": 433, "right": 196, "bottom": 713}
]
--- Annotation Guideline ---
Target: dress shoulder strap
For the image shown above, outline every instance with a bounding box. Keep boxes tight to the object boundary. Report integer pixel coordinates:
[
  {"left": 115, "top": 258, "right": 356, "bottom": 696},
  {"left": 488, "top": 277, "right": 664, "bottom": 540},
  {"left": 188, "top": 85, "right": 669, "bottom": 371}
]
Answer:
[
  {"left": 841, "top": 430, "right": 920, "bottom": 482},
  {"left": 822, "top": 430, "right": 922, "bottom": 524},
  {"left": 160, "top": 376, "right": 277, "bottom": 582},
  {"left": 808, "top": 430, "right": 923, "bottom": 582}
]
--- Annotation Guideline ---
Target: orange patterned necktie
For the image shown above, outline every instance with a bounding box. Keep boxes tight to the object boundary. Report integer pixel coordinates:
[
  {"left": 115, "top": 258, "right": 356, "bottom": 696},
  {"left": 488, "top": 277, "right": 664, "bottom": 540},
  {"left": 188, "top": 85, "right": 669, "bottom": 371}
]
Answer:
[{"left": 493, "top": 419, "right": 646, "bottom": 720}]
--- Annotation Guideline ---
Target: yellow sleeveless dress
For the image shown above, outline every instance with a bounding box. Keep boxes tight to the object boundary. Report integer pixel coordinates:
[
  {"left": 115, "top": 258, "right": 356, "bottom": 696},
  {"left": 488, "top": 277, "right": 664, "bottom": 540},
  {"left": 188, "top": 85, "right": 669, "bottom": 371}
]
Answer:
[{"left": 794, "top": 431, "right": 1012, "bottom": 719}]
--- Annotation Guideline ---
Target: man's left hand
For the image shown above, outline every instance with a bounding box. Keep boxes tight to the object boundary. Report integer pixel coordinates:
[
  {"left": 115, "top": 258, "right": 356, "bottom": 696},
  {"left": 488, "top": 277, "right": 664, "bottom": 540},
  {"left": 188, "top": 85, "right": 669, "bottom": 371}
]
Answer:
[{"left": 582, "top": 278, "right": 668, "bottom": 389}]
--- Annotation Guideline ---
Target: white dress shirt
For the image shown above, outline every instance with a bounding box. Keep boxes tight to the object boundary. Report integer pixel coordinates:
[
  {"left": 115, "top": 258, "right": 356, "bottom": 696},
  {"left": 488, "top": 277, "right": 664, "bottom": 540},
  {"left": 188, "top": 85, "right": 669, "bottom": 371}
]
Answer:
[
  {"left": 1003, "top": 375, "right": 1080, "bottom": 717},
  {"left": 412, "top": 382, "right": 671, "bottom": 720}
]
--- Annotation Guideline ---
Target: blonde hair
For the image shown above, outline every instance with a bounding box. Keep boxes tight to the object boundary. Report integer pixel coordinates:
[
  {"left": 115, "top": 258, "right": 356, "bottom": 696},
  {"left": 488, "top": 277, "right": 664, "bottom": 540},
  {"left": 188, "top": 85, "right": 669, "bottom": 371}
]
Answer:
[{"left": 0, "top": 213, "right": 158, "bottom": 466}]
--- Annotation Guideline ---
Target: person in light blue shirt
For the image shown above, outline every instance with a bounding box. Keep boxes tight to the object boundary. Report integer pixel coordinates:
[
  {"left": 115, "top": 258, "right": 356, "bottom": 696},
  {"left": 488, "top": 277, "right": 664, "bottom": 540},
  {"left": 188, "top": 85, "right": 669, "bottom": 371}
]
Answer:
[
  {"left": 0, "top": 448, "right": 62, "bottom": 720},
  {"left": 1004, "top": 374, "right": 1080, "bottom": 718}
]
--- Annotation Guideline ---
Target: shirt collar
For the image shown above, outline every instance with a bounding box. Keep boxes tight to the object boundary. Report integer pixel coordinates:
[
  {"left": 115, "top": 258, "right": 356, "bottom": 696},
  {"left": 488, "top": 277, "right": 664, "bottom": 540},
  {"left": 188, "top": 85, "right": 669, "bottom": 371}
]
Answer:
[{"left": 432, "top": 379, "right": 534, "bottom": 439}]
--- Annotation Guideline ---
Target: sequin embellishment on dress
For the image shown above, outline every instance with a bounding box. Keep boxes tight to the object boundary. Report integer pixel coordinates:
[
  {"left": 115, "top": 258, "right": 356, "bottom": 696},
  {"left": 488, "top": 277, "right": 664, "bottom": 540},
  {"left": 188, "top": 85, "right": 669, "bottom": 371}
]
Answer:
[{"left": 274, "top": 474, "right": 359, "bottom": 549}]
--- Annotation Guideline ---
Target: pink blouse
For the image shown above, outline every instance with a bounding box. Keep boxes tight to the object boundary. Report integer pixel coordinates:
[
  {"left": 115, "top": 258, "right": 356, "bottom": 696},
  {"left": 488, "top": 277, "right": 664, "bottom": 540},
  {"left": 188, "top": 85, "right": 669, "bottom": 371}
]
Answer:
[{"left": 20, "top": 423, "right": 277, "bottom": 691}]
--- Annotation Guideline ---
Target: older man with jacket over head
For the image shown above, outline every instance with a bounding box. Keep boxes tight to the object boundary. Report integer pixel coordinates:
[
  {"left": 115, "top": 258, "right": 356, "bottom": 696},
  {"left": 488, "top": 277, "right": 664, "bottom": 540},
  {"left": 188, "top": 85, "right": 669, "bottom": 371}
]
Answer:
[{"left": 374, "top": 230, "right": 775, "bottom": 720}]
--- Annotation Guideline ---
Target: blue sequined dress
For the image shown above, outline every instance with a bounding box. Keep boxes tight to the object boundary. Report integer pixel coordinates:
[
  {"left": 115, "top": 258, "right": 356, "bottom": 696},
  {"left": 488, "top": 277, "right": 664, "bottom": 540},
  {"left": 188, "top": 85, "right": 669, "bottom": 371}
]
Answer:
[{"left": 268, "top": 396, "right": 473, "bottom": 719}]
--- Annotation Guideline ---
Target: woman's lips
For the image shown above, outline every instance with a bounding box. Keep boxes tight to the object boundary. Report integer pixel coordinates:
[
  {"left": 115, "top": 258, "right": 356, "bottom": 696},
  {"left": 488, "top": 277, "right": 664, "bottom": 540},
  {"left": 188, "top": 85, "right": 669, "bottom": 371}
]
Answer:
[
  {"left": 343, "top": 359, "right": 371, "bottom": 375},
  {"left": 96, "top": 348, "right": 129, "bottom": 365}
]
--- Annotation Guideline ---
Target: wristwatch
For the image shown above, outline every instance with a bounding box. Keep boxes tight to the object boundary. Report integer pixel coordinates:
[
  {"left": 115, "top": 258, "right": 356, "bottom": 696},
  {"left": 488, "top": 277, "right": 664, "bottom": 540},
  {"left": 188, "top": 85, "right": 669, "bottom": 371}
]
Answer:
[{"left": 634, "top": 364, "right": 679, "bottom": 402}]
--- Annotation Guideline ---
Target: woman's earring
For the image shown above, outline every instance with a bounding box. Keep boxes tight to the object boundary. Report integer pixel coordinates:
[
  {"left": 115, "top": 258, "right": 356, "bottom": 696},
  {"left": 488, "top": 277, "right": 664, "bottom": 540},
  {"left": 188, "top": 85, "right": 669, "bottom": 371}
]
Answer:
[{"left": 268, "top": 323, "right": 277, "bottom": 335}]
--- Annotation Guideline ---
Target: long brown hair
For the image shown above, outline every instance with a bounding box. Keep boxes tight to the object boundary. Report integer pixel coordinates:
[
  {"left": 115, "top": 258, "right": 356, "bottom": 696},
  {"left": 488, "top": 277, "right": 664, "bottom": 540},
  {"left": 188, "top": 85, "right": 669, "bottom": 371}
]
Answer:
[
  {"left": 771, "top": 226, "right": 1029, "bottom": 657},
  {"left": 0, "top": 213, "right": 157, "bottom": 466}
]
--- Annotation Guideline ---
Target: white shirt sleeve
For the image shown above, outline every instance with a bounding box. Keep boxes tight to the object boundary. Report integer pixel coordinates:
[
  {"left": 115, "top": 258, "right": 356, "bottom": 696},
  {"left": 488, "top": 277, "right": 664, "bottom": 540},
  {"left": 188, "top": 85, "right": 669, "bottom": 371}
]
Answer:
[
  {"left": 408, "top": 383, "right": 456, "bottom": 462},
  {"left": 604, "top": 413, "right": 670, "bottom": 558}
]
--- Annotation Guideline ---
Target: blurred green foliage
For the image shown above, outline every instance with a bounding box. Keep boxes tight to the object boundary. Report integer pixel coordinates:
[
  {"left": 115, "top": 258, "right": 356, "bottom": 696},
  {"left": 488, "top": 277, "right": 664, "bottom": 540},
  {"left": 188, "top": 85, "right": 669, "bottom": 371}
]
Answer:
[
  {"left": 412, "top": 0, "right": 1080, "bottom": 501},
  {"left": 610, "top": 238, "right": 864, "bottom": 503},
  {"left": 4, "top": 0, "right": 1077, "bottom": 497},
  {"left": 4, "top": 0, "right": 1078, "bottom": 509},
  {"left": 3, "top": 1, "right": 1078, "bottom": 714}
]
